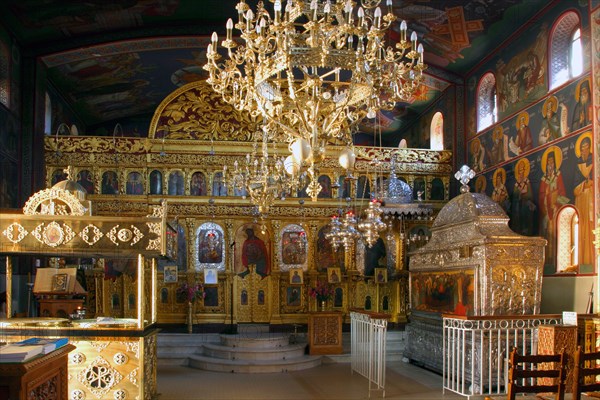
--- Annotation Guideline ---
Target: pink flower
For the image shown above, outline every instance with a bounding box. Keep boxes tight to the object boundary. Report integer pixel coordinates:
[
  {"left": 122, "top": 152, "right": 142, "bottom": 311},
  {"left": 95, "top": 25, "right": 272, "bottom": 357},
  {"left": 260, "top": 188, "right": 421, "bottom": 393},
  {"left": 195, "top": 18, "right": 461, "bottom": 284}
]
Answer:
[
  {"left": 309, "top": 280, "right": 335, "bottom": 302},
  {"left": 177, "top": 282, "right": 205, "bottom": 303}
]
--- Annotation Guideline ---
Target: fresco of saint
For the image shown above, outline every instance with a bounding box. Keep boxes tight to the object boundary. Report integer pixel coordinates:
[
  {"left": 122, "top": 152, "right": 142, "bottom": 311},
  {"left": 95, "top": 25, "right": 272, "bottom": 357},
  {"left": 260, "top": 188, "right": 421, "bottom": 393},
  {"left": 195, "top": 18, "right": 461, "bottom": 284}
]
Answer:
[
  {"left": 572, "top": 133, "right": 594, "bottom": 266},
  {"left": 538, "top": 146, "right": 568, "bottom": 264},
  {"left": 509, "top": 112, "right": 533, "bottom": 156},
  {"left": 491, "top": 168, "right": 510, "bottom": 214},
  {"left": 510, "top": 158, "right": 536, "bottom": 236},
  {"left": 571, "top": 79, "right": 592, "bottom": 132},
  {"left": 237, "top": 226, "right": 270, "bottom": 278}
]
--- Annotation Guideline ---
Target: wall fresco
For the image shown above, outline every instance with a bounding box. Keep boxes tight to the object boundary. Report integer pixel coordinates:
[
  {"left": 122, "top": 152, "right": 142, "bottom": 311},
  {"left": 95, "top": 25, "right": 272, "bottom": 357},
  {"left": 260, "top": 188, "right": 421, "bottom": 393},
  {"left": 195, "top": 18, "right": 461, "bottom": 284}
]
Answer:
[
  {"left": 470, "top": 131, "right": 594, "bottom": 270},
  {"left": 463, "top": 1, "right": 595, "bottom": 274},
  {"left": 592, "top": 6, "right": 600, "bottom": 260},
  {"left": 466, "top": 2, "right": 590, "bottom": 139},
  {"left": 468, "top": 78, "right": 589, "bottom": 174}
]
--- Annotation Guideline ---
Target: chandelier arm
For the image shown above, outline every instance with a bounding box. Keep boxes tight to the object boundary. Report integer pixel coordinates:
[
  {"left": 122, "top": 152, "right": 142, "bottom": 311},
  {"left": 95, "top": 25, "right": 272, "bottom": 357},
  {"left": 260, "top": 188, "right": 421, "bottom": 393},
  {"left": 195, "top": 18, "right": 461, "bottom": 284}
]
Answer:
[{"left": 261, "top": 110, "right": 302, "bottom": 140}]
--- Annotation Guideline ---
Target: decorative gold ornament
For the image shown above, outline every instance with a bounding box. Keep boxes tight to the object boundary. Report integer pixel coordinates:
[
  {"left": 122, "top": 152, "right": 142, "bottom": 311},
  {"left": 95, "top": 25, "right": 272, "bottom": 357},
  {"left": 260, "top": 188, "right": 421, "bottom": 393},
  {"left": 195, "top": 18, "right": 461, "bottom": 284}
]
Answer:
[
  {"left": 127, "top": 368, "right": 139, "bottom": 387},
  {"left": 80, "top": 224, "right": 104, "bottom": 245},
  {"left": 89, "top": 341, "right": 110, "bottom": 353},
  {"left": 30, "top": 221, "right": 76, "bottom": 247},
  {"left": 23, "top": 188, "right": 86, "bottom": 216},
  {"left": 70, "top": 389, "right": 85, "bottom": 400},
  {"left": 2, "top": 222, "right": 28, "bottom": 243},
  {"left": 125, "top": 341, "right": 140, "bottom": 359},
  {"left": 113, "top": 353, "right": 128, "bottom": 365},
  {"left": 117, "top": 228, "right": 133, "bottom": 242},
  {"left": 70, "top": 352, "right": 86, "bottom": 364},
  {"left": 114, "top": 389, "right": 127, "bottom": 400},
  {"left": 107, "top": 225, "right": 144, "bottom": 246},
  {"left": 77, "top": 356, "right": 123, "bottom": 398}
]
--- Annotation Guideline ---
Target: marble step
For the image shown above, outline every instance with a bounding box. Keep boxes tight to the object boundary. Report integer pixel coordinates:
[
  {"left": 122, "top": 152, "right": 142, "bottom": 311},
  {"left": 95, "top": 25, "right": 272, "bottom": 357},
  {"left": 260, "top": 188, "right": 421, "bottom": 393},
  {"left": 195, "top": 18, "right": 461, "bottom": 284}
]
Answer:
[
  {"left": 188, "top": 353, "right": 322, "bottom": 373},
  {"left": 157, "top": 333, "right": 219, "bottom": 365},
  {"left": 220, "top": 333, "right": 290, "bottom": 349},
  {"left": 237, "top": 323, "right": 270, "bottom": 334},
  {"left": 203, "top": 342, "right": 306, "bottom": 361}
]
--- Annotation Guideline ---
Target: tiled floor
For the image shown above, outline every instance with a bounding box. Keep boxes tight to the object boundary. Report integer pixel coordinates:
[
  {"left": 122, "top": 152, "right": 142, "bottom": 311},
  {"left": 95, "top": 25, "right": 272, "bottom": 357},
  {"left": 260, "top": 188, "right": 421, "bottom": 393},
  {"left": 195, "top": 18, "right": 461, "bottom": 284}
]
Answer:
[{"left": 156, "top": 359, "right": 467, "bottom": 400}]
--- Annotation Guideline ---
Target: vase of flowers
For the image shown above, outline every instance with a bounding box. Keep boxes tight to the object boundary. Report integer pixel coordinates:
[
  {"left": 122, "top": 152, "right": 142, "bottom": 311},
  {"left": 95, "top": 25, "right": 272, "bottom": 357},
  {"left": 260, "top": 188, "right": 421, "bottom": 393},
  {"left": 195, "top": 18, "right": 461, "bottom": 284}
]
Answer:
[
  {"left": 177, "top": 282, "right": 204, "bottom": 334},
  {"left": 309, "top": 280, "right": 334, "bottom": 312}
]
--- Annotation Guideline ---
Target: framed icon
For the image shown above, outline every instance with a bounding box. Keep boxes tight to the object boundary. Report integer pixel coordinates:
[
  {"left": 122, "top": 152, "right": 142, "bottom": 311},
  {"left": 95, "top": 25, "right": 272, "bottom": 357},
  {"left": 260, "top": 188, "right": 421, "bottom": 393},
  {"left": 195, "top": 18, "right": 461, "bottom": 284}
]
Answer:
[
  {"left": 286, "top": 287, "right": 301, "bottom": 306},
  {"left": 375, "top": 267, "right": 387, "bottom": 284},
  {"left": 204, "top": 268, "right": 218, "bottom": 285},
  {"left": 327, "top": 267, "right": 341, "bottom": 284},
  {"left": 289, "top": 268, "right": 303, "bottom": 285},
  {"left": 164, "top": 265, "right": 178, "bottom": 283}
]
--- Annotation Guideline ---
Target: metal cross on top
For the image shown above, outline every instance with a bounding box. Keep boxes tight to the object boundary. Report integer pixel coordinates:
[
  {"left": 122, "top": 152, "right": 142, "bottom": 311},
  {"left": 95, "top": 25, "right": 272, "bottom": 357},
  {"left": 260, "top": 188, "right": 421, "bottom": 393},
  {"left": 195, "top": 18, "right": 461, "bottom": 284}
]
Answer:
[
  {"left": 454, "top": 165, "right": 476, "bottom": 193},
  {"left": 63, "top": 165, "right": 74, "bottom": 181}
]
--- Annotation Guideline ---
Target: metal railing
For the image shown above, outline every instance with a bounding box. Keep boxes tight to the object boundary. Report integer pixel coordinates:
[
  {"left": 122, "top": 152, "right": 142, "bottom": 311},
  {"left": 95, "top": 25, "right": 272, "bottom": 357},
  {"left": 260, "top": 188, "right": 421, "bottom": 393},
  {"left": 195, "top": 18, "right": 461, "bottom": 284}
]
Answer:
[
  {"left": 442, "top": 314, "right": 563, "bottom": 398},
  {"left": 350, "top": 311, "right": 389, "bottom": 398}
]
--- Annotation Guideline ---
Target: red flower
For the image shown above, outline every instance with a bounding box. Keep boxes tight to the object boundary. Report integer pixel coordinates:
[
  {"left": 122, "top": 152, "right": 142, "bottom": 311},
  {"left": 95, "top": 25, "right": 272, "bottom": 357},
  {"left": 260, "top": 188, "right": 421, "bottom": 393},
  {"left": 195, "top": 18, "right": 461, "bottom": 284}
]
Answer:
[
  {"left": 309, "top": 280, "right": 335, "bottom": 302},
  {"left": 177, "top": 282, "right": 205, "bottom": 303}
]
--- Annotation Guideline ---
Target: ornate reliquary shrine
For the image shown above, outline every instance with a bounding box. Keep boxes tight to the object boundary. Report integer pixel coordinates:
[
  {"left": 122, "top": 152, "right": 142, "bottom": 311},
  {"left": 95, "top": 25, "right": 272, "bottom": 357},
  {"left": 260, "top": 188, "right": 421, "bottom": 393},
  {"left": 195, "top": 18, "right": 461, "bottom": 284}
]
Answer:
[
  {"left": 409, "top": 190, "right": 547, "bottom": 316},
  {"left": 405, "top": 188, "right": 546, "bottom": 372}
]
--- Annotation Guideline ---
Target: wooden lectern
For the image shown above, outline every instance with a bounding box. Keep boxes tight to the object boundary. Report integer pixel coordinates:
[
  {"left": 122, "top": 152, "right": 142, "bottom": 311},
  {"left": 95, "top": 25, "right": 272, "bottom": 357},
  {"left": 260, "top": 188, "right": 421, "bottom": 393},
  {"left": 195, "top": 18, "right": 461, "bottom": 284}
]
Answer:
[
  {"left": 308, "top": 311, "right": 343, "bottom": 355},
  {"left": 0, "top": 344, "right": 75, "bottom": 400}
]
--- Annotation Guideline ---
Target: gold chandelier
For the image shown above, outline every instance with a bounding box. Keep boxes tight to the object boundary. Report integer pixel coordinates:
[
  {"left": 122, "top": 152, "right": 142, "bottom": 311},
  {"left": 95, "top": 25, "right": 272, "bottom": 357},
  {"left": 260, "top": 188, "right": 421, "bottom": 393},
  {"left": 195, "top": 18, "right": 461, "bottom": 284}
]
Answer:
[
  {"left": 205, "top": 0, "right": 426, "bottom": 192},
  {"left": 223, "top": 132, "right": 301, "bottom": 217}
]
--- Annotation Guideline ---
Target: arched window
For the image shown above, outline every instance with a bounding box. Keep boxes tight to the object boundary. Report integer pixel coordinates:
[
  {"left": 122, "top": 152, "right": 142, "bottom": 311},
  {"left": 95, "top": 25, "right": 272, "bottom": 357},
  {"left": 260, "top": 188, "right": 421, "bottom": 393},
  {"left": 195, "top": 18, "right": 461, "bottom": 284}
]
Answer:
[
  {"left": 44, "top": 93, "right": 52, "bottom": 135},
  {"left": 477, "top": 73, "right": 497, "bottom": 132},
  {"left": 556, "top": 206, "right": 579, "bottom": 272},
  {"left": 570, "top": 28, "right": 583, "bottom": 77},
  {"left": 0, "top": 41, "right": 9, "bottom": 108},
  {"left": 549, "top": 12, "right": 582, "bottom": 89},
  {"left": 430, "top": 112, "right": 444, "bottom": 150}
]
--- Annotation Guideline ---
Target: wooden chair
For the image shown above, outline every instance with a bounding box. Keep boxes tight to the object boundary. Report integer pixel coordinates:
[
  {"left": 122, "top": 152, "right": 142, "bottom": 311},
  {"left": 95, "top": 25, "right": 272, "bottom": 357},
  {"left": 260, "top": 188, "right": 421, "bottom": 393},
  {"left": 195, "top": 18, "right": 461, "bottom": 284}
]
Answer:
[
  {"left": 572, "top": 346, "right": 600, "bottom": 399},
  {"left": 492, "top": 347, "right": 567, "bottom": 400}
]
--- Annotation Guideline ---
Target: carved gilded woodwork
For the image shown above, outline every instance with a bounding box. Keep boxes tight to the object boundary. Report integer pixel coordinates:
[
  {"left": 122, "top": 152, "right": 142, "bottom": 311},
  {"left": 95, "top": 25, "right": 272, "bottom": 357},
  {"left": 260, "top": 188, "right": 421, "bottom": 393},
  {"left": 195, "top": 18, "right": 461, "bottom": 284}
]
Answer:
[
  {"left": 67, "top": 336, "right": 155, "bottom": 400},
  {"left": 0, "top": 214, "right": 164, "bottom": 256},
  {"left": 378, "top": 283, "right": 394, "bottom": 314},
  {"left": 38, "top": 81, "right": 454, "bottom": 325},
  {"left": 46, "top": 139, "right": 451, "bottom": 180},
  {"left": 148, "top": 81, "right": 260, "bottom": 142},
  {"left": 23, "top": 187, "right": 87, "bottom": 216},
  {"left": 235, "top": 269, "right": 271, "bottom": 323},
  {"left": 353, "top": 281, "right": 382, "bottom": 311}
]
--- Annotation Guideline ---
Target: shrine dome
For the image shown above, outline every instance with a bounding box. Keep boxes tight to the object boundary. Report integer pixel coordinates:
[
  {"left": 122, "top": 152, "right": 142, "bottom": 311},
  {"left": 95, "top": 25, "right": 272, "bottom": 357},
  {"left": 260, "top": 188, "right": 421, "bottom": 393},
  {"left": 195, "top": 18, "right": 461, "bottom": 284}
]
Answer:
[
  {"left": 432, "top": 192, "right": 508, "bottom": 229},
  {"left": 52, "top": 179, "right": 88, "bottom": 202}
]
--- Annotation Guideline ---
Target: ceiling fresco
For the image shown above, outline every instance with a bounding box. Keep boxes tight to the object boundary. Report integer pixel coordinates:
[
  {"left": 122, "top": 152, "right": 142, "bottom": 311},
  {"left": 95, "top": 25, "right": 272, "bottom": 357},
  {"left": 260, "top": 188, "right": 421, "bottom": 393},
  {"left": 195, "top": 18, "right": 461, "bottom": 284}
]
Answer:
[
  {"left": 45, "top": 38, "right": 210, "bottom": 124},
  {"left": 0, "top": 0, "right": 549, "bottom": 132}
]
